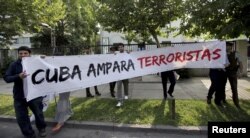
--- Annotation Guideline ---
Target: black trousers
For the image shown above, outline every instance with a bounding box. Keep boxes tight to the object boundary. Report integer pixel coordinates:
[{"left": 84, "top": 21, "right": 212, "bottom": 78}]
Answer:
[
  {"left": 161, "top": 71, "right": 176, "bottom": 98},
  {"left": 14, "top": 97, "right": 46, "bottom": 137},
  {"left": 227, "top": 72, "right": 239, "bottom": 106},
  {"left": 207, "top": 69, "right": 227, "bottom": 103},
  {"left": 109, "top": 82, "right": 116, "bottom": 93}
]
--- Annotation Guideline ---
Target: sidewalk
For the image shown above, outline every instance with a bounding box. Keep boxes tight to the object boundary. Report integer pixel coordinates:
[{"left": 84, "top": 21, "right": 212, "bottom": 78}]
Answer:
[
  {"left": 70, "top": 75, "right": 250, "bottom": 100},
  {"left": 1, "top": 75, "right": 250, "bottom": 135},
  {"left": 1, "top": 75, "right": 250, "bottom": 100}
]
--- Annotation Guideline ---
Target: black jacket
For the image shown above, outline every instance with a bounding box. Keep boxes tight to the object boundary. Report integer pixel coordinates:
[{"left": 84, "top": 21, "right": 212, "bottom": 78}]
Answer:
[{"left": 3, "top": 59, "right": 25, "bottom": 99}]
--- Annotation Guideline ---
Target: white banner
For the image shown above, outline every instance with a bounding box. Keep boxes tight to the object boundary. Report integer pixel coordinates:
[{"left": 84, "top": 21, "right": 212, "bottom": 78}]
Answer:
[{"left": 23, "top": 41, "right": 226, "bottom": 101}]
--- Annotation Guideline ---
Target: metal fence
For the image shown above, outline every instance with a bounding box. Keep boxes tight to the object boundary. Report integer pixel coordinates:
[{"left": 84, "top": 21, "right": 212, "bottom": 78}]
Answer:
[{"left": 0, "top": 42, "right": 199, "bottom": 69}]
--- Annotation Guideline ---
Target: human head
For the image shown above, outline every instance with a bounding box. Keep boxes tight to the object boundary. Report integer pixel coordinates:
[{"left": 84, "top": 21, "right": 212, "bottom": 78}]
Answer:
[
  {"left": 17, "top": 46, "right": 31, "bottom": 59},
  {"left": 226, "top": 42, "right": 234, "bottom": 53},
  {"left": 118, "top": 43, "right": 124, "bottom": 52},
  {"left": 110, "top": 46, "right": 116, "bottom": 52}
]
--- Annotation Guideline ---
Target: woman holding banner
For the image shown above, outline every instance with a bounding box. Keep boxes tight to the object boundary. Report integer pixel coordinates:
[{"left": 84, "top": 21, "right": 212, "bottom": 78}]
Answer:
[{"left": 52, "top": 92, "right": 73, "bottom": 132}]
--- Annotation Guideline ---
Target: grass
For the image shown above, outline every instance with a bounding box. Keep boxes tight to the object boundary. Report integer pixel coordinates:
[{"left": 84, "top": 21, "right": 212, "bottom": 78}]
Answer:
[{"left": 1, "top": 94, "right": 250, "bottom": 126}]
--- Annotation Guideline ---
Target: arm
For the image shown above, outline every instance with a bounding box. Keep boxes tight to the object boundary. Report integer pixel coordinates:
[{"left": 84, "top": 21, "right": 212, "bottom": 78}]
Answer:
[{"left": 3, "top": 63, "right": 20, "bottom": 83}]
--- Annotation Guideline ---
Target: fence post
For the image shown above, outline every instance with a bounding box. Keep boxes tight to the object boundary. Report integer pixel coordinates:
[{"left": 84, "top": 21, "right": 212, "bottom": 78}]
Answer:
[{"left": 169, "top": 98, "right": 175, "bottom": 119}]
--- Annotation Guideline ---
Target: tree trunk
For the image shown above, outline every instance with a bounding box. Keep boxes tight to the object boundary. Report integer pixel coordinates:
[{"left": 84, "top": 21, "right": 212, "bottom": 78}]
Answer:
[{"left": 152, "top": 33, "right": 160, "bottom": 48}]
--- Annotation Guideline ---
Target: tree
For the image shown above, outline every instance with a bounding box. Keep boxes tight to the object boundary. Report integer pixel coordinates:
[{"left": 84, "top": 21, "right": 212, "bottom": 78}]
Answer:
[
  {"left": 97, "top": 0, "right": 183, "bottom": 47},
  {"left": 64, "top": 0, "right": 99, "bottom": 47},
  {"left": 179, "top": 0, "right": 250, "bottom": 39},
  {"left": 0, "top": 0, "right": 32, "bottom": 47},
  {"left": 0, "top": 0, "right": 66, "bottom": 48}
]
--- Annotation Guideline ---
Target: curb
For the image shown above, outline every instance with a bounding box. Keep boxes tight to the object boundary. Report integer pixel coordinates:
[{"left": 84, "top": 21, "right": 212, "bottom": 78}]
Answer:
[{"left": 0, "top": 115, "right": 207, "bottom": 135}]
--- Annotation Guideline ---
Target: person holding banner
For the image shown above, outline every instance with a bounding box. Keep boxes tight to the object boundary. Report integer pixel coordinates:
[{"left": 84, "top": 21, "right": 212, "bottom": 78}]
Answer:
[
  {"left": 207, "top": 42, "right": 230, "bottom": 106},
  {"left": 52, "top": 92, "right": 73, "bottom": 132},
  {"left": 225, "top": 42, "right": 243, "bottom": 109},
  {"left": 86, "top": 86, "right": 101, "bottom": 97},
  {"left": 161, "top": 70, "right": 176, "bottom": 100},
  {"left": 116, "top": 43, "right": 129, "bottom": 107},
  {"left": 4, "top": 46, "right": 47, "bottom": 138},
  {"left": 109, "top": 46, "right": 118, "bottom": 98}
]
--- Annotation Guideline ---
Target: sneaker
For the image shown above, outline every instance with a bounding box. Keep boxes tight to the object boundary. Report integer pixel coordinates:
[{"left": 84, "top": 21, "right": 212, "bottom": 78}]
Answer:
[
  {"left": 124, "top": 96, "right": 128, "bottom": 100},
  {"left": 116, "top": 102, "right": 122, "bottom": 107},
  {"left": 38, "top": 128, "right": 47, "bottom": 137}
]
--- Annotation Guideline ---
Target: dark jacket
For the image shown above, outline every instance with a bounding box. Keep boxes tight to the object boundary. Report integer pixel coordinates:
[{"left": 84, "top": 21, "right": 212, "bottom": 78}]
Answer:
[{"left": 3, "top": 59, "right": 25, "bottom": 99}]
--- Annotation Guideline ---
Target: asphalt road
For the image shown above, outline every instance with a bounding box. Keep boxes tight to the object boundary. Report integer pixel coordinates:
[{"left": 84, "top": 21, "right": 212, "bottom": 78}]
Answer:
[{"left": 0, "top": 121, "right": 207, "bottom": 138}]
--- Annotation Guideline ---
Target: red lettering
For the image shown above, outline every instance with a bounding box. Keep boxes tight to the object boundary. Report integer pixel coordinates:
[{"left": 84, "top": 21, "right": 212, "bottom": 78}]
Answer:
[
  {"left": 186, "top": 51, "right": 194, "bottom": 60},
  {"left": 152, "top": 56, "right": 160, "bottom": 66},
  {"left": 167, "top": 53, "right": 175, "bottom": 63},
  {"left": 137, "top": 57, "right": 146, "bottom": 68},
  {"left": 212, "top": 49, "right": 221, "bottom": 60},
  {"left": 183, "top": 52, "right": 187, "bottom": 61},
  {"left": 145, "top": 56, "right": 152, "bottom": 67},
  {"left": 201, "top": 49, "right": 211, "bottom": 61},
  {"left": 175, "top": 52, "right": 183, "bottom": 62},
  {"left": 194, "top": 50, "right": 203, "bottom": 61},
  {"left": 159, "top": 55, "right": 167, "bottom": 65}
]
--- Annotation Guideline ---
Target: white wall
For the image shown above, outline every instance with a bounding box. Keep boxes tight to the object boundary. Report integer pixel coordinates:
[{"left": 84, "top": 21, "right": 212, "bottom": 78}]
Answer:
[{"left": 10, "top": 33, "right": 32, "bottom": 49}]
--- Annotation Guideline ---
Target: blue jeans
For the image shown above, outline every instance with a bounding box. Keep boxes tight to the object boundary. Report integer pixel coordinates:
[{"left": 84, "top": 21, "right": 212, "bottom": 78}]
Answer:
[{"left": 14, "top": 97, "right": 46, "bottom": 137}]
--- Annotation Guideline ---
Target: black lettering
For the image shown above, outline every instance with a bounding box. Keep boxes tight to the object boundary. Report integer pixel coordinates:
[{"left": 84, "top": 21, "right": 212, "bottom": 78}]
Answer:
[
  {"left": 97, "top": 63, "right": 105, "bottom": 76},
  {"left": 113, "top": 61, "right": 121, "bottom": 73},
  {"left": 59, "top": 66, "right": 71, "bottom": 82},
  {"left": 127, "top": 59, "right": 135, "bottom": 71},
  {"left": 106, "top": 62, "right": 112, "bottom": 74},
  {"left": 31, "top": 69, "right": 44, "bottom": 84},
  {"left": 121, "top": 60, "right": 127, "bottom": 71},
  {"left": 46, "top": 68, "right": 58, "bottom": 83},
  {"left": 87, "top": 63, "right": 96, "bottom": 77},
  {"left": 71, "top": 65, "right": 81, "bottom": 80}
]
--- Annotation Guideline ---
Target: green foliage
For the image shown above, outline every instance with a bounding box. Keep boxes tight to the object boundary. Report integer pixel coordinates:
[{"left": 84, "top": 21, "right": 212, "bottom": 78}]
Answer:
[
  {"left": 0, "top": 0, "right": 66, "bottom": 48},
  {"left": 0, "top": 0, "right": 32, "bottom": 47},
  {"left": 97, "top": 0, "right": 184, "bottom": 47},
  {"left": 0, "top": 56, "right": 15, "bottom": 77},
  {"left": 180, "top": 0, "right": 250, "bottom": 39},
  {"left": 64, "top": 0, "right": 99, "bottom": 47}
]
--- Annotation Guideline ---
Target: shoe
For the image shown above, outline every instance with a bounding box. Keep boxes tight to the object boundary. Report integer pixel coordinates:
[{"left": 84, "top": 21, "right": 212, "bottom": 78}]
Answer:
[
  {"left": 52, "top": 123, "right": 63, "bottom": 132},
  {"left": 215, "top": 103, "right": 226, "bottom": 108},
  {"left": 164, "top": 96, "right": 167, "bottom": 100},
  {"left": 168, "top": 92, "right": 174, "bottom": 97},
  {"left": 124, "top": 96, "right": 128, "bottom": 100},
  {"left": 86, "top": 92, "right": 94, "bottom": 97},
  {"left": 111, "top": 92, "right": 115, "bottom": 98},
  {"left": 235, "top": 104, "right": 241, "bottom": 109},
  {"left": 26, "top": 133, "right": 36, "bottom": 138},
  {"left": 207, "top": 98, "right": 211, "bottom": 104},
  {"left": 38, "top": 128, "right": 47, "bottom": 137},
  {"left": 95, "top": 91, "right": 101, "bottom": 96},
  {"left": 116, "top": 102, "right": 122, "bottom": 107}
]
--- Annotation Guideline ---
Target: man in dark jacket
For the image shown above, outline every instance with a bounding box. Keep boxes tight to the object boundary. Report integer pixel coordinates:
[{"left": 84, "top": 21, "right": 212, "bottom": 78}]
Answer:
[
  {"left": 4, "top": 46, "right": 47, "bottom": 138},
  {"left": 225, "top": 42, "right": 243, "bottom": 108}
]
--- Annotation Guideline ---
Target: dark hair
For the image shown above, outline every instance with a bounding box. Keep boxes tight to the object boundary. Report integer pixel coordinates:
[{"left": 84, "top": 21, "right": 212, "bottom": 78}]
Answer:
[
  {"left": 18, "top": 46, "right": 31, "bottom": 53},
  {"left": 118, "top": 43, "right": 124, "bottom": 47},
  {"left": 226, "top": 42, "right": 233, "bottom": 46}
]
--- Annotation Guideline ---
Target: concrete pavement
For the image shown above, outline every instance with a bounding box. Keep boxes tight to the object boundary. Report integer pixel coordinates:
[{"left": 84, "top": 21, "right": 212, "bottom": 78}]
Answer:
[
  {"left": 1, "top": 75, "right": 250, "bottom": 137},
  {"left": 1, "top": 75, "right": 250, "bottom": 100}
]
